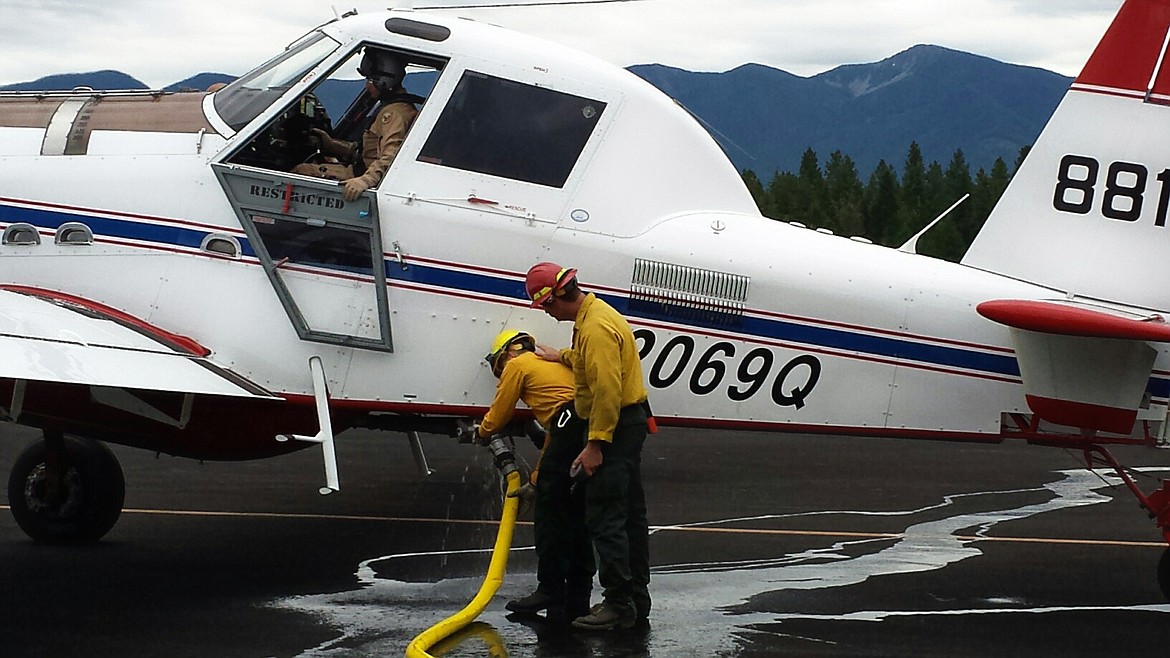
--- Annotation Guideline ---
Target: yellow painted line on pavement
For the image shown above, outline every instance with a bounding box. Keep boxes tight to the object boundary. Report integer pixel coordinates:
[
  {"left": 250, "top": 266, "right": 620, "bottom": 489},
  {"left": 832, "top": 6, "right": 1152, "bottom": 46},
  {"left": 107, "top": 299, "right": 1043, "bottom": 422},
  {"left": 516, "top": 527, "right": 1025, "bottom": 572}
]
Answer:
[{"left": 2, "top": 504, "right": 1163, "bottom": 548}]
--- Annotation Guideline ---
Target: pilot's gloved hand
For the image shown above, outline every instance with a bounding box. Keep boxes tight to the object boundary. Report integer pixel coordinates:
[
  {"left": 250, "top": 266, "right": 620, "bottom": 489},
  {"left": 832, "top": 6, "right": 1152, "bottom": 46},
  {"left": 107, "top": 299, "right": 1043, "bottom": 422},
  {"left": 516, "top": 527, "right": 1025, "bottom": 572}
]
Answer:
[
  {"left": 507, "top": 482, "right": 536, "bottom": 513},
  {"left": 311, "top": 128, "right": 355, "bottom": 162},
  {"left": 308, "top": 128, "right": 330, "bottom": 151},
  {"left": 343, "top": 177, "right": 371, "bottom": 201}
]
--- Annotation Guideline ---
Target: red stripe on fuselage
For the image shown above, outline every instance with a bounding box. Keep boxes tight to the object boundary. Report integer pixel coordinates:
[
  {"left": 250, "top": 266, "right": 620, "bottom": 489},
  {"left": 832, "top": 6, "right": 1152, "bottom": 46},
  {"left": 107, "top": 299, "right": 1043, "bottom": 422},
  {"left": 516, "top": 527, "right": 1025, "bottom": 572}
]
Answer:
[{"left": 0, "top": 284, "right": 211, "bottom": 357}]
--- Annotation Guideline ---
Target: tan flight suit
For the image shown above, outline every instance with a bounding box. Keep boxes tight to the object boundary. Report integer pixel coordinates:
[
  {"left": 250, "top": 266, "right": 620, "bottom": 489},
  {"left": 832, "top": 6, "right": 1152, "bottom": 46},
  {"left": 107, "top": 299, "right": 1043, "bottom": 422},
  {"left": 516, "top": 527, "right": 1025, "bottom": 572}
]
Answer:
[
  {"left": 292, "top": 100, "right": 418, "bottom": 185},
  {"left": 354, "top": 101, "right": 418, "bottom": 189}
]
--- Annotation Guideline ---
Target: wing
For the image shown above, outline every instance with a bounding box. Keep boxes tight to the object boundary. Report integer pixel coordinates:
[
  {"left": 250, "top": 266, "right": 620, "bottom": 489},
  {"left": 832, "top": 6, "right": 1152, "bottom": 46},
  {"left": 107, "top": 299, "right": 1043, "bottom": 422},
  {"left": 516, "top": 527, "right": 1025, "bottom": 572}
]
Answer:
[
  {"left": 0, "top": 285, "right": 273, "bottom": 398},
  {"left": 978, "top": 299, "right": 1170, "bottom": 435}
]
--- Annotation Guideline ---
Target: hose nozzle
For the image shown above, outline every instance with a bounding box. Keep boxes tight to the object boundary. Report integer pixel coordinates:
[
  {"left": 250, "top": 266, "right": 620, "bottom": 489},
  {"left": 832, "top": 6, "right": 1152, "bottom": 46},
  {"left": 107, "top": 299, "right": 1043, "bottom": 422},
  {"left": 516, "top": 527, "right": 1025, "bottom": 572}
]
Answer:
[{"left": 485, "top": 436, "right": 518, "bottom": 477}]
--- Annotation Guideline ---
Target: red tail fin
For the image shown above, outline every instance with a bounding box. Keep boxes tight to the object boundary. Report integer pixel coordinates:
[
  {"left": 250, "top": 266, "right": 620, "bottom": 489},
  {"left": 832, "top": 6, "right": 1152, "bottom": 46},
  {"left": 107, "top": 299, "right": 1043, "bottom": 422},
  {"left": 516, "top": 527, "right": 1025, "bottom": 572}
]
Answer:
[{"left": 1075, "top": 0, "right": 1170, "bottom": 100}]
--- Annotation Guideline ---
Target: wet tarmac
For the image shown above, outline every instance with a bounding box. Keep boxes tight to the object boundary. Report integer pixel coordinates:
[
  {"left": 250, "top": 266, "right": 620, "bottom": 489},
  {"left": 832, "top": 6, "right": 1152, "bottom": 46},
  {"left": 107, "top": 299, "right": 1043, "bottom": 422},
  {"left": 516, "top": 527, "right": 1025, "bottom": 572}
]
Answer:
[{"left": 2, "top": 423, "right": 1170, "bottom": 657}]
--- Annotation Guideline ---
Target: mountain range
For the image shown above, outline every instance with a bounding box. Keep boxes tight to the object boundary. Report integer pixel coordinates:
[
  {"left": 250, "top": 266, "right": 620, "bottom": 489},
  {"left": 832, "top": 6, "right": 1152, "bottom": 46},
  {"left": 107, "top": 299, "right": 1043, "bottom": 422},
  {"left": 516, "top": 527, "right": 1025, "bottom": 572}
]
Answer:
[{"left": 0, "top": 45, "right": 1072, "bottom": 177}]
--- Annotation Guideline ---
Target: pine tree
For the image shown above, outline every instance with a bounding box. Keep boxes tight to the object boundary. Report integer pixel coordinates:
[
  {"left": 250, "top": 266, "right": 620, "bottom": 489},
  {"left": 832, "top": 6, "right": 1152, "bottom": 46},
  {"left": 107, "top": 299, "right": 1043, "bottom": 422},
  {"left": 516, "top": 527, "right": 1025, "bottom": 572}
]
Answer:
[
  {"left": 742, "top": 169, "right": 768, "bottom": 216},
  {"left": 892, "top": 142, "right": 928, "bottom": 246},
  {"left": 794, "top": 148, "right": 828, "bottom": 228},
  {"left": 766, "top": 172, "right": 802, "bottom": 221},
  {"left": 824, "top": 150, "right": 864, "bottom": 236},
  {"left": 916, "top": 160, "right": 966, "bottom": 261},
  {"left": 943, "top": 149, "right": 976, "bottom": 245},
  {"left": 970, "top": 157, "right": 1011, "bottom": 242},
  {"left": 862, "top": 160, "right": 899, "bottom": 245},
  {"left": 1014, "top": 145, "right": 1031, "bottom": 173}
]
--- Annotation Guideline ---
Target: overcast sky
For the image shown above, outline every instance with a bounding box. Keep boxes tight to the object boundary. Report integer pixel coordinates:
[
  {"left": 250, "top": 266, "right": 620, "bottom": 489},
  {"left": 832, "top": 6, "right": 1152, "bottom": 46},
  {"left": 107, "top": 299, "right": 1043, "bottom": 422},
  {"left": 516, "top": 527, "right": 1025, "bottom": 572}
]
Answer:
[{"left": 0, "top": 0, "right": 1125, "bottom": 88}]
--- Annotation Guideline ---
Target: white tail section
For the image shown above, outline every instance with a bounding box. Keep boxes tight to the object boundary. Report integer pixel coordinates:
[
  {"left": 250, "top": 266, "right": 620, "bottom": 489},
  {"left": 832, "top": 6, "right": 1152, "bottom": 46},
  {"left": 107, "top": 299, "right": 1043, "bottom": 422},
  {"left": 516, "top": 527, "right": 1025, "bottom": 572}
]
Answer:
[{"left": 962, "top": 0, "right": 1170, "bottom": 311}]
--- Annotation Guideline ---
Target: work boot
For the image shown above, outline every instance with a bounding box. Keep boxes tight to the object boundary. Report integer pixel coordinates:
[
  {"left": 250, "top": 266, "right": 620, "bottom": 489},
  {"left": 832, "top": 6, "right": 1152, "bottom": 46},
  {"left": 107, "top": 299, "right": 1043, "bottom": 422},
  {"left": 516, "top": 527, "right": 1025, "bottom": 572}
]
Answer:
[
  {"left": 571, "top": 602, "right": 636, "bottom": 631},
  {"left": 564, "top": 597, "right": 592, "bottom": 622},
  {"left": 633, "top": 592, "right": 651, "bottom": 621},
  {"left": 505, "top": 589, "right": 562, "bottom": 614}
]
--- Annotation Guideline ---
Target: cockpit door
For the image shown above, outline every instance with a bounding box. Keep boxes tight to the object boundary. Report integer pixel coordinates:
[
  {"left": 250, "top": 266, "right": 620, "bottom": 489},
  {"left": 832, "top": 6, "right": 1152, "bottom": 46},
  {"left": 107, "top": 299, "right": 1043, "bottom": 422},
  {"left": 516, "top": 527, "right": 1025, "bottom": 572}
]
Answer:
[{"left": 212, "top": 163, "right": 393, "bottom": 352}]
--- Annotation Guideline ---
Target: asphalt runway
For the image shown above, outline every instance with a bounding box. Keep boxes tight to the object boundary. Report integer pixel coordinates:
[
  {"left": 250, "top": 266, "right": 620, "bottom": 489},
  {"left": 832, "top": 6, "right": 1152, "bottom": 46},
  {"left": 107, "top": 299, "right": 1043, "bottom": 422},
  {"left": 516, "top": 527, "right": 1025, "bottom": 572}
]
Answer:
[{"left": 2, "top": 422, "right": 1170, "bottom": 657}]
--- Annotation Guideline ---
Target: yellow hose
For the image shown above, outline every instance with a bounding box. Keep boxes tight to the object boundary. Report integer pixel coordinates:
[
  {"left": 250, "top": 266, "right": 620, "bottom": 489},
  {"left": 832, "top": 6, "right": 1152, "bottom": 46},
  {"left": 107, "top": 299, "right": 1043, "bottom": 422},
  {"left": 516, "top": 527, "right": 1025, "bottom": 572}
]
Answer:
[
  {"left": 405, "top": 469, "right": 521, "bottom": 658},
  {"left": 427, "top": 622, "right": 507, "bottom": 658}
]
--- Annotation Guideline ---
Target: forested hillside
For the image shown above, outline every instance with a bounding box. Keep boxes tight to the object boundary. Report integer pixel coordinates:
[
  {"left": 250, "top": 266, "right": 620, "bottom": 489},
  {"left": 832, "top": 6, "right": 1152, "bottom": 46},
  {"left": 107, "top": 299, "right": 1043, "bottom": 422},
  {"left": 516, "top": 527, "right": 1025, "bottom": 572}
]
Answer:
[{"left": 742, "top": 142, "right": 1025, "bottom": 262}]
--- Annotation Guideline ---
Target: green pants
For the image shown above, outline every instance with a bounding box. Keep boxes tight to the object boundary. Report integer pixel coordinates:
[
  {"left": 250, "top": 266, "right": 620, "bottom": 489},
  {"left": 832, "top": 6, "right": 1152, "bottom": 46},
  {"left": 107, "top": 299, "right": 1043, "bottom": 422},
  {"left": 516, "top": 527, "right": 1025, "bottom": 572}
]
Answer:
[
  {"left": 583, "top": 403, "right": 650, "bottom": 616},
  {"left": 534, "top": 403, "right": 594, "bottom": 605}
]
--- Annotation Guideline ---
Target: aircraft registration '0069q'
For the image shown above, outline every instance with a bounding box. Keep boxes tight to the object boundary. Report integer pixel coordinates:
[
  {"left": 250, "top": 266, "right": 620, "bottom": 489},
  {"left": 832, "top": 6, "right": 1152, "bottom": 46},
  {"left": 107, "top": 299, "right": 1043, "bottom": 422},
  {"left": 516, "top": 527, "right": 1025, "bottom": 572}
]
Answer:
[{"left": 3, "top": 0, "right": 1170, "bottom": 594}]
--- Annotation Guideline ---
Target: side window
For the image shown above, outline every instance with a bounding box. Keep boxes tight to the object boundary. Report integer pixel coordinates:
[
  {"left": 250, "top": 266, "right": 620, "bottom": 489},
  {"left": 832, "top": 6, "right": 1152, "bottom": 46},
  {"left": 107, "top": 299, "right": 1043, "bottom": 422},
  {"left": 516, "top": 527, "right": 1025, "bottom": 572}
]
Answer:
[
  {"left": 417, "top": 71, "right": 606, "bottom": 188},
  {"left": 251, "top": 216, "right": 374, "bottom": 274}
]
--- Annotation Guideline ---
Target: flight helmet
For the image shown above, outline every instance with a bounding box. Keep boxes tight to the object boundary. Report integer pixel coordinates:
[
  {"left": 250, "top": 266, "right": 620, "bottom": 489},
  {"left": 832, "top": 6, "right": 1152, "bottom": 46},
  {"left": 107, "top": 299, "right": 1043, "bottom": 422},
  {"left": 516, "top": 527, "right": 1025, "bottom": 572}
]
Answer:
[{"left": 357, "top": 49, "right": 406, "bottom": 97}]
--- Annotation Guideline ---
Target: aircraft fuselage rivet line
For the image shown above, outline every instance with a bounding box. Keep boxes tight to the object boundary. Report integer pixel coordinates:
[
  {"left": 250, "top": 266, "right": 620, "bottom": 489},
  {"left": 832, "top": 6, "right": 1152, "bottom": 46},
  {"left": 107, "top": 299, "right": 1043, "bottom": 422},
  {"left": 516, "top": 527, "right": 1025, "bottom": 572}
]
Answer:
[{"left": 1, "top": 506, "right": 1159, "bottom": 549}]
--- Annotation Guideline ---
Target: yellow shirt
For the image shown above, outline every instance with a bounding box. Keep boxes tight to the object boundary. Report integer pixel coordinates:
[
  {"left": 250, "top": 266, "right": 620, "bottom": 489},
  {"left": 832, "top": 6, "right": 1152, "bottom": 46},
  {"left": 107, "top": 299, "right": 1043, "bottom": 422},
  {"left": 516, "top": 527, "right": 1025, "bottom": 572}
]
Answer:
[
  {"left": 558, "top": 293, "right": 648, "bottom": 443},
  {"left": 478, "top": 351, "right": 575, "bottom": 438}
]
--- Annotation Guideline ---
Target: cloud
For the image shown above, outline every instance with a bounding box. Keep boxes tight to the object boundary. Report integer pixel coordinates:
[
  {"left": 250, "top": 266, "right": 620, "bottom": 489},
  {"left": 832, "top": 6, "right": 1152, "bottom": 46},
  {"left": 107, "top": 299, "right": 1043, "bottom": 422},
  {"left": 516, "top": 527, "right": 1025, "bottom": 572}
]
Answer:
[{"left": 0, "top": 0, "right": 1125, "bottom": 87}]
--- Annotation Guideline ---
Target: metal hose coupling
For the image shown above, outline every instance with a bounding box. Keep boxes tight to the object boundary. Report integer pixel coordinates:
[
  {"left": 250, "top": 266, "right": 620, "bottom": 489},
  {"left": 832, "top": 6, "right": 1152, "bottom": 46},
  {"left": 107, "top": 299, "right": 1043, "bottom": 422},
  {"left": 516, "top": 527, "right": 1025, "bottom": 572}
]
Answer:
[{"left": 485, "top": 436, "right": 518, "bottom": 478}]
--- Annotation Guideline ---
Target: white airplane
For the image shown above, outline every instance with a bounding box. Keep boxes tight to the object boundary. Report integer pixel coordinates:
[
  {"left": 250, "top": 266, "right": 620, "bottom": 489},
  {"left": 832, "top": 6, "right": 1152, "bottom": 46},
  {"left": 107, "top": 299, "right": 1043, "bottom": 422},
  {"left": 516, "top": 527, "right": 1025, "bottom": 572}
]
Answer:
[{"left": 2, "top": 0, "right": 1170, "bottom": 594}]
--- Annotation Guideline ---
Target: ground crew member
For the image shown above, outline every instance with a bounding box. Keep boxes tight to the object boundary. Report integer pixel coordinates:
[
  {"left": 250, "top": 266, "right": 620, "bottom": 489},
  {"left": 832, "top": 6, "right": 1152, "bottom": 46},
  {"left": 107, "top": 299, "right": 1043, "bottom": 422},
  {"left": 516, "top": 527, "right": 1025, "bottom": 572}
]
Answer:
[
  {"left": 525, "top": 262, "right": 652, "bottom": 631},
  {"left": 478, "top": 329, "right": 594, "bottom": 620}
]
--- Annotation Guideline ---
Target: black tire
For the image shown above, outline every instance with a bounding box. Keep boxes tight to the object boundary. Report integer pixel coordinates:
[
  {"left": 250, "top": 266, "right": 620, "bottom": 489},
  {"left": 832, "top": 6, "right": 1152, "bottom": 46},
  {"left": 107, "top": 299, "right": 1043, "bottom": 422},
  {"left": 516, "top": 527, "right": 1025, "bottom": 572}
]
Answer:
[
  {"left": 7, "top": 436, "right": 125, "bottom": 544},
  {"left": 1160, "top": 548, "right": 1170, "bottom": 602}
]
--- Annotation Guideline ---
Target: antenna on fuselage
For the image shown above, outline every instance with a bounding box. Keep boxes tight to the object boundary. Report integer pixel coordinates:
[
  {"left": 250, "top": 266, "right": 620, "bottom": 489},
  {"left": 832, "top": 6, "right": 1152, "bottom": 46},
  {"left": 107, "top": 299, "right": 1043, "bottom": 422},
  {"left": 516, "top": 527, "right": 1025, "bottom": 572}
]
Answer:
[{"left": 898, "top": 193, "right": 970, "bottom": 255}]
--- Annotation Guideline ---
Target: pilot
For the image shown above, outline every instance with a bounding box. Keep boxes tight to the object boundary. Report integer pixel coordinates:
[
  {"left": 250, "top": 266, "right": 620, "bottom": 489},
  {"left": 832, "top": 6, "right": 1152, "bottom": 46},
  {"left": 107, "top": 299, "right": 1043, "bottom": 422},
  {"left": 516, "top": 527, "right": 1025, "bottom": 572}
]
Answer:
[
  {"left": 478, "top": 329, "right": 595, "bottom": 622},
  {"left": 311, "top": 49, "right": 420, "bottom": 201}
]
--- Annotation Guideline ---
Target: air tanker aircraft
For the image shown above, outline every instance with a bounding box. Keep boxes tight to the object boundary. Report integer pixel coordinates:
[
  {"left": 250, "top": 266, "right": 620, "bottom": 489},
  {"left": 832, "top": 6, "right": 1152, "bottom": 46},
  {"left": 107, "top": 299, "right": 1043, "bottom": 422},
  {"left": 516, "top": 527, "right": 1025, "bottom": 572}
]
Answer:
[{"left": 2, "top": 0, "right": 1170, "bottom": 595}]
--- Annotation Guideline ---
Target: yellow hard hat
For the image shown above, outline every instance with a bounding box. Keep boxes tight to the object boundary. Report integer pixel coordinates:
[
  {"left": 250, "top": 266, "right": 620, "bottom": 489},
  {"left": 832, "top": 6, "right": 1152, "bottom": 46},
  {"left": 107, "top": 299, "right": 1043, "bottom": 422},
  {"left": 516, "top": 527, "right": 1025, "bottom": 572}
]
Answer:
[{"left": 485, "top": 330, "right": 534, "bottom": 377}]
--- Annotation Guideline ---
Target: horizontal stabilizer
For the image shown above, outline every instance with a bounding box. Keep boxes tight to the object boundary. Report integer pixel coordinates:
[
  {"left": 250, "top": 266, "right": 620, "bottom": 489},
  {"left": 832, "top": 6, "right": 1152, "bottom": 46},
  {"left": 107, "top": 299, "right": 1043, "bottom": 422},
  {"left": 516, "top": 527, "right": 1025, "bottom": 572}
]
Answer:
[
  {"left": 976, "top": 299, "right": 1170, "bottom": 341},
  {"left": 978, "top": 299, "right": 1164, "bottom": 434}
]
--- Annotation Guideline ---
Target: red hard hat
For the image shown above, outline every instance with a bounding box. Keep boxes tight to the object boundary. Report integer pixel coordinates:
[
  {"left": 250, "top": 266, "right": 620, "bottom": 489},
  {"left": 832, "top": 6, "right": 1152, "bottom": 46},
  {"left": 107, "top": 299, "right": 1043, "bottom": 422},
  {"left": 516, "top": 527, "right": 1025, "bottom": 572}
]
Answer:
[{"left": 525, "top": 262, "right": 577, "bottom": 308}]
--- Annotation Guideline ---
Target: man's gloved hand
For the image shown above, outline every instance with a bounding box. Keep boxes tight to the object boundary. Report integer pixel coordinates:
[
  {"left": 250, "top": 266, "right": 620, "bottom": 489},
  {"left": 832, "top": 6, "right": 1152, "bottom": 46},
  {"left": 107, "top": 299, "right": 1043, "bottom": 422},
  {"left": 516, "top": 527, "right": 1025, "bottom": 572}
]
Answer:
[
  {"left": 471, "top": 423, "right": 490, "bottom": 446},
  {"left": 343, "top": 177, "right": 371, "bottom": 201},
  {"left": 506, "top": 482, "right": 536, "bottom": 513},
  {"left": 310, "top": 128, "right": 355, "bottom": 162}
]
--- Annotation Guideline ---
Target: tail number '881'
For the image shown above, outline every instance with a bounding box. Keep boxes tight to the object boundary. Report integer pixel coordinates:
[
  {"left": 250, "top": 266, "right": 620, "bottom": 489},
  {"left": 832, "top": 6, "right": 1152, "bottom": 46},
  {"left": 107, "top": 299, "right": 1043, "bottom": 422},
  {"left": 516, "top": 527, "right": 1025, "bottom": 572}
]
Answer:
[
  {"left": 633, "top": 329, "right": 820, "bottom": 408},
  {"left": 1053, "top": 154, "right": 1170, "bottom": 225}
]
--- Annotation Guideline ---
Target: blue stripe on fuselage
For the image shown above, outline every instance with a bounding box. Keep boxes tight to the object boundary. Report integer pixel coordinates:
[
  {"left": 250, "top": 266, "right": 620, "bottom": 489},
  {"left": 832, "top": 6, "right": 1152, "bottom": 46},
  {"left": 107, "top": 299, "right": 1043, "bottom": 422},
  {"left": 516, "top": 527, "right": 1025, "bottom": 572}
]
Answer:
[{"left": 8, "top": 202, "right": 1168, "bottom": 393}]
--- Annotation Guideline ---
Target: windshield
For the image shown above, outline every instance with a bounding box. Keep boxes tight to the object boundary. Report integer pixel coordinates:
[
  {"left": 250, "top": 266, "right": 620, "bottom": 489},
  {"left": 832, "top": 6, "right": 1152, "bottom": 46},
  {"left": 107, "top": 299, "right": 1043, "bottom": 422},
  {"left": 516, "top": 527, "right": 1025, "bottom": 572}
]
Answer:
[{"left": 212, "top": 32, "right": 340, "bottom": 132}]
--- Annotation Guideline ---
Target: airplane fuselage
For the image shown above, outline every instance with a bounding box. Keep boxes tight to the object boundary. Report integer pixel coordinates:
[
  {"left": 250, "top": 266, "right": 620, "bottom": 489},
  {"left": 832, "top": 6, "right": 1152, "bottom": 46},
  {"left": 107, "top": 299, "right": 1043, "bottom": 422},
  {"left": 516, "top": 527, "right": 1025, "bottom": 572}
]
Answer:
[{"left": 0, "top": 10, "right": 1166, "bottom": 461}]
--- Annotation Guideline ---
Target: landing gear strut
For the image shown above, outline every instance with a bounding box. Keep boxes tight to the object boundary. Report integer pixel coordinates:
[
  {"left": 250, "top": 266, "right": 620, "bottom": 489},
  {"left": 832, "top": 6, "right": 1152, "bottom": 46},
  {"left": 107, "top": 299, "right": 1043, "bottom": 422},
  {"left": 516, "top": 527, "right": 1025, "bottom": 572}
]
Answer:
[
  {"left": 1084, "top": 444, "right": 1170, "bottom": 600},
  {"left": 1160, "top": 549, "right": 1170, "bottom": 601},
  {"left": 6, "top": 431, "right": 125, "bottom": 543}
]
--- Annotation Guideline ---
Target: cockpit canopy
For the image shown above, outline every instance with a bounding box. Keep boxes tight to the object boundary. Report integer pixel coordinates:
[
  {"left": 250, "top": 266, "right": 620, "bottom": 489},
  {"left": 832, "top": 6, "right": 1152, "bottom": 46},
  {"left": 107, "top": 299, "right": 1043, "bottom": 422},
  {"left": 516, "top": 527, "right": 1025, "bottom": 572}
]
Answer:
[{"left": 210, "top": 9, "right": 757, "bottom": 236}]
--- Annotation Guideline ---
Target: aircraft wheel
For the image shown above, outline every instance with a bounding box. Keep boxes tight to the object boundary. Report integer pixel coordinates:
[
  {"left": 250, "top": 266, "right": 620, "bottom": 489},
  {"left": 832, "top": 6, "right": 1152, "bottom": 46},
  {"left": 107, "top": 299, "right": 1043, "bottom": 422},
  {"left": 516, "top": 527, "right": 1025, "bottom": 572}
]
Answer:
[
  {"left": 1160, "top": 548, "right": 1170, "bottom": 601},
  {"left": 6, "top": 435, "right": 125, "bottom": 543}
]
